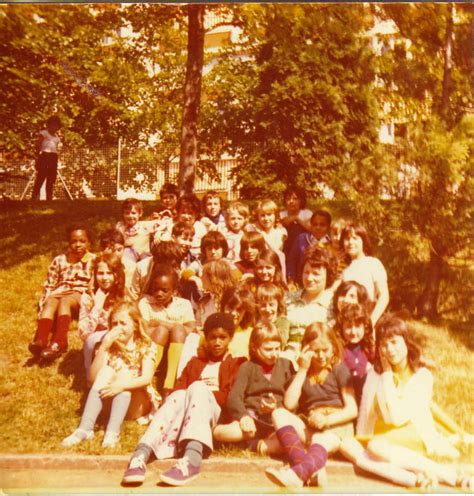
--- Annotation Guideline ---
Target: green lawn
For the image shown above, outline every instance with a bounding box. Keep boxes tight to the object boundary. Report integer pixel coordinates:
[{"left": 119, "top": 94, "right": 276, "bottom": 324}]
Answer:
[{"left": 0, "top": 200, "right": 472, "bottom": 461}]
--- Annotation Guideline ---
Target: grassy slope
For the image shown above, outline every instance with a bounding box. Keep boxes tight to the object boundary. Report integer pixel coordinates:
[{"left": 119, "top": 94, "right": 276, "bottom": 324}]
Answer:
[{"left": 0, "top": 200, "right": 472, "bottom": 459}]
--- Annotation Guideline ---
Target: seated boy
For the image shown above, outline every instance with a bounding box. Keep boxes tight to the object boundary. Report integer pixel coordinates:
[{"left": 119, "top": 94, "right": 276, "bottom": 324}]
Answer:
[
  {"left": 116, "top": 198, "right": 157, "bottom": 262},
  {"left": 220, "top": 201, "right": 250, "bottom": 263},
  {"left": 122, "top": 312, "right": 245, "bottom": 487},
  {"left": 200, "top": 190, "right": 226, "bottom": 232}
]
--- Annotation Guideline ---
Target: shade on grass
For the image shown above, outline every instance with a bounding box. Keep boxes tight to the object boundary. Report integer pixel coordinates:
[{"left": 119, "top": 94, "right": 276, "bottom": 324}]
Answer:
[{"left": 0, "top": 200, "right": 472, "bottom": 459}]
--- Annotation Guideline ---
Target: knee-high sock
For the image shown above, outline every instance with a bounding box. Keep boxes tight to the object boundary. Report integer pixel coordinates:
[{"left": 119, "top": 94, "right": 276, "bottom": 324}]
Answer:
[
  {"left": 184, "top": 440, "right": 204, "bottom": 468},
  {"left": 52, "top": 315, "right": 71, "bottom": 349},
  {"left": 164, "top": 342, "right": 184, "bottom": 389},
  {"left": 34, "top": 318, "right": 54, "bottom": 346},
  {"left": 291, "top": 442, "right": 328, "bottom": 482},
  {"left": 276, "top": 425, "right": 307, "bottom": 465},
  {"left": 106, "top": 391, "right": 131, "bottom": 435},
  {"left": 79, "top": 388, "right": 103, "bottom": 432}
]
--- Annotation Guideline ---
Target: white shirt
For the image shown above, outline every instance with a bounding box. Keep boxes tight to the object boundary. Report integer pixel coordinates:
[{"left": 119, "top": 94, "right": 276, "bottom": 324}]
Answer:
[
  {"left": 342, "top": 256, "right": 387, "bottom": 301},
  {"left": 39, "top": 130, "right": 60, "bottom": 153}
]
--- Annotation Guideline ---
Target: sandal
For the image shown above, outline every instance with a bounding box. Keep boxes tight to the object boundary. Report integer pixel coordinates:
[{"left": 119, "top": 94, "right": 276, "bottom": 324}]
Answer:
[{"left": 415, "top": 471, "right": 439, "bottom": 490}]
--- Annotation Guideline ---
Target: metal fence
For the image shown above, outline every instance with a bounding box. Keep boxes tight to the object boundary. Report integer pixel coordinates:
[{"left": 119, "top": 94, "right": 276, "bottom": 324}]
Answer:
[{"left": 0, "top": 139, "right": 239, "bottom": 201}]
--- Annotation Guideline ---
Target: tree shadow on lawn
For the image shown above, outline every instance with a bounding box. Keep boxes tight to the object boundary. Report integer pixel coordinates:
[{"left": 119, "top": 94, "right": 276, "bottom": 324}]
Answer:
[
  {"left": 0, "top": 200, "right": 120, "bottom": 269},
  {"left": 442, "top": 319, "right": 474, "bottom": 352}
]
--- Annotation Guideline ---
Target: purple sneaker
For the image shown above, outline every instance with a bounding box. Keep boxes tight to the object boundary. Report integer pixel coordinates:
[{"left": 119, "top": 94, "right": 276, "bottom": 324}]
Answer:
[
  {"left": 159, "top": 457, "right": 200, "bottom": 486},
  {"left": 122, "top": 454, "right": 147, "bottom": 486}
]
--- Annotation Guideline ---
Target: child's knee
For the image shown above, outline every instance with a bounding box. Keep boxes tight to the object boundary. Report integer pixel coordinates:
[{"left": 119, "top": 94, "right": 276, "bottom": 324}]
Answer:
[
  {"left": 170, "top": 324, "right": 187, "bottom": 342},
  {"left": 367, "top": 438, "right": 390, "bottom": 461}
]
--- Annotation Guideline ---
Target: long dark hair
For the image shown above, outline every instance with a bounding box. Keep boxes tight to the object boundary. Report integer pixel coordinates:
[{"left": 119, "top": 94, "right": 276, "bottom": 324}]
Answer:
[
  {"left": 336, "top": 302, "right": 374, "bottom": 359},
  {"left": 373, "top": 314, "right": 425, "bottom": 374},
  {"left": 92, "top": 253, "right": 125, "bottom": 308}
]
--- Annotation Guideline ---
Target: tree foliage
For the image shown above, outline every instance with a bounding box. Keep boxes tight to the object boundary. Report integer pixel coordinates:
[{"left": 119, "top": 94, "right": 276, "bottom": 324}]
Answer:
[{"left": 200, "top": 4, "right": 382, "bottom": 198}]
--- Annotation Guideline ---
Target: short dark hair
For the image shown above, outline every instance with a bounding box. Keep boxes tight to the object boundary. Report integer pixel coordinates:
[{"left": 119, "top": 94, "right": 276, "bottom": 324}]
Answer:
[
  {"left": 301, "top": 246, "right": 337, "bottom": 288},
  {"left": 99, "top": 228, "right": 125, "bottom": 249},
  {"left": 67, "top": 223, "right": 92, "bottom": 244},
  {"left": 149, "top": 263, "right": 178, "bottom": 292},
  {"left": 201, "top": 231, "right": 229, "bottom": 259},
  {"left": 340, "top": 223, "right": 373, "bottom": 256},
  {"left": 151, "top": 240, "right": 184, "bottom": 268},
  {"left": 283, "top": 186, "right": 307, "bottom": 209},
  {"left": 172, "top": 221, "right": 195, "bottom": 239},
  {"left": 203, "top": 312, "right": 235, "bottom": 338},
  {"left": 311, "top": 209, "right": 332, "bottom": 227},
  {"left": 122, "top": 198, "right": 143, "bottom": 215},
  {"left": 202, "top": 190, "right": 223, "bottom": 209},
  {"left": 177, "top": 194, "right": 201, "bottom": 217},
  {"left": 160, "top": 182, "right": 179, "bottom": 198},
  {"left": 46, "top": 115, "right": 61, "bottom": 128}
]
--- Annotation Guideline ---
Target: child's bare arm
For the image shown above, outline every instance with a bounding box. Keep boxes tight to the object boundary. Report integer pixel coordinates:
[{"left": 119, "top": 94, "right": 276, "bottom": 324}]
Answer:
[
  {"left": 100, "top": 353, "right": 156, "bottom": 398},
  {"left": 312, "top": 387, "right": 358, "bottom": 429},
  {"left": 284, "top": 346, "right": 313, "bottom": 410}
]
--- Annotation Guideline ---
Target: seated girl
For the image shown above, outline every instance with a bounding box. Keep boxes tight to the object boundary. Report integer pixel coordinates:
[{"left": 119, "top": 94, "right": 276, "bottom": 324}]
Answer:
[
  {"left": 195, "top": 259, "right": 240, "bottom": 327},
  {"left": 244, "top": 249, "right": 287, "bottom": 292},
  {"left": 62, "top": 300, "right": 160, "bottom": 449},
  {"left": 121, "top": 312, "right": 246, "bottom": 487},
  {"left": 78, "top": 253, "right": 126, "bottom": 378},
  {"left": 265, "top": 323, "right": 358, "bottom": 488},
  {"left": 284, "top": 246, "right": 336, "bottom": 359},
  {"left": 335, "top": 302, "right": 374, "bottom": 405},
  {"left": 340, "top": 315, "right": 471, "bottom": 490},
  {"left": 255, "top": 282, "right": 290, "bottom": 347},
  {"left": 235, "top": 231, "right": 267, "bottom": 279},
  {"left": 214, "top": 322, "right": 293, "bottom": 455},
  {"left": 28, "top": 223, "right": 95, "bottom": 362},
  {"left": 138, "top": 264, "right": 195, "bottom": 393},
  {"left": 176, "top": 286, "right": 256, "bottom": 376}
]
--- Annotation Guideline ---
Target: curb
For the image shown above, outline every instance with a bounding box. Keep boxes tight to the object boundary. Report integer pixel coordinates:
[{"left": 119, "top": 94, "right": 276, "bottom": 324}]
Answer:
[{"left": 0, "top": 454, "right": 355, "bottom": 475}]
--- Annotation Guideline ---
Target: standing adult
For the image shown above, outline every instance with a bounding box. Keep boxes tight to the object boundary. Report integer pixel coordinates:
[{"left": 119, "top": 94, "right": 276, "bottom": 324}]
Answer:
[{"left": 32, "top": 115, "right": 62, "bottom": 200}]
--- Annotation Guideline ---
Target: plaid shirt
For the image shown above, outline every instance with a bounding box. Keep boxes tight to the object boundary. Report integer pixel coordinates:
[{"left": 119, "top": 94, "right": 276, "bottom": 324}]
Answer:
[{"left": 39, "top": 252, "right": 96, "bottom": 314}]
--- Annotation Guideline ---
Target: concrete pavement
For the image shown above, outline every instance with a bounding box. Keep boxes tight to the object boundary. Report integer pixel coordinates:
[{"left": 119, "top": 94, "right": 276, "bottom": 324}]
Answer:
[{"left": 0, "top": 454, "right": 463, "bottom": 493}]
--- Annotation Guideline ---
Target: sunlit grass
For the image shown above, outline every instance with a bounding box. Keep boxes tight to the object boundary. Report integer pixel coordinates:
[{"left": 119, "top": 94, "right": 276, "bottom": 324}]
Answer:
[{"left": 0, "top": 200, "right": 472, "bottom": 462}]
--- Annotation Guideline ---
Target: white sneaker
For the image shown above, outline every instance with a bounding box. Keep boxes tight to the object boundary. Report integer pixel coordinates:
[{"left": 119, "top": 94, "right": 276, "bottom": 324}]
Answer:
[
  {"left": 102, "top": 431, "right": 120, "bottom": 448},
  {"left": 61, "top": 429, "right": 94, "bottom": 447},
  {"left": 265, "top": 467, "right": 304, "bottom": 488}
]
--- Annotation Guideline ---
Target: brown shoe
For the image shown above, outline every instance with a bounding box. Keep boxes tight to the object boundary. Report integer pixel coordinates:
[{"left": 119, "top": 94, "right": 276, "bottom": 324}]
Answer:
[
  {"left": 28, "top": 341, "right": 45, "bottom": 357},
  {"left": 40, "top": 342, "right": 67, "bottom": 360}
]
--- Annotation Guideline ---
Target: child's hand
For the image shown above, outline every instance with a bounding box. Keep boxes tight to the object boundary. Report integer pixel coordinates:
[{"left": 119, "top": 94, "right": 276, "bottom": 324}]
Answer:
[
  {"left": 240, "top": 273, "right": 255, "bottom": 282},
  {"left": 100, "top": 381, "right": 124, "bottom": 399},
  {"left": 101, "top": 328, "right": 121, "bottom": 349},
  {"left": 259, "top": 393, "right": 277, "bottom": 414},
  {"left": 298, "top": 345, "right": 314, "bottom": 370},
  {"left": 308, "top": 410, "right": 328, "bottom": 431},
  {"left": 240, "top": 415, "right": 257, "bottom": 436}
]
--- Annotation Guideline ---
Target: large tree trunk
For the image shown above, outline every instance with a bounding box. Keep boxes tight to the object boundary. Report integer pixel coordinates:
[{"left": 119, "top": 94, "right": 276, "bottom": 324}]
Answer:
[
  {"left": 418, "top": 4, "right": 453, "bottom": 319},
  {"left": 417, "top": 250, "right": 444, "bottom": 319},
  {"left": 178, "top": 4, "right": 205, "bottom": 196}
]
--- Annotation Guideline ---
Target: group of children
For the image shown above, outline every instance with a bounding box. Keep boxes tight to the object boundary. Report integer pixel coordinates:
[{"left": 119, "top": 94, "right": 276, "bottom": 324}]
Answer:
[{"left": 26, "top": 184, "right": 472, "bottom": 489}]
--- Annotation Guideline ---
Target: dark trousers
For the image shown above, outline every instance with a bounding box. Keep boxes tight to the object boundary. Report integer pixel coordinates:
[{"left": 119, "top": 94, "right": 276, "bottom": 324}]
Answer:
[{"left": 32, "top": 152, "right": 58, "bottom": 200}]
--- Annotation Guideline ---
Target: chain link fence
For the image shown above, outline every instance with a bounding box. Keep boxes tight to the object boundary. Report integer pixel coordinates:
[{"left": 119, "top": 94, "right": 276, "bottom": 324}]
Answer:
[{"left": 0, "top": 140, "right": 239, "bottom": 201}]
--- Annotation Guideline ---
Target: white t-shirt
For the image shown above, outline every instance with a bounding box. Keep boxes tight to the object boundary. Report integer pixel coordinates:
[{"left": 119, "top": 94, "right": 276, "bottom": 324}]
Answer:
[
  {"left": 139, "top": 295, "right": 195, "bottom": 326},
  {"left": 39, "top": 130, "right": 60, "bottom": 153},
  {"left": 199, "top": 360, "right": 221, "bottom": 391},
  {"left": 341, "top": 256, "right": 387, "bottom": 301}
]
